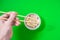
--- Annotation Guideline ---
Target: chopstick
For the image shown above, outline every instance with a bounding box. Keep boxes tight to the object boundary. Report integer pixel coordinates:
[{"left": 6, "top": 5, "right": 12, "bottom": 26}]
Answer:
[
  {"left": 0, "top": 11, "right": 25, "bottom": 22},
  {"left": 0, "top": 11, "right": 25, "bottom": 17}
]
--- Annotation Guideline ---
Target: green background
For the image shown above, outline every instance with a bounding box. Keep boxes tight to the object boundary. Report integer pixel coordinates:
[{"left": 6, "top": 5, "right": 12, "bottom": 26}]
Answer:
[{"left": 0, "top": 0, "right": 60, "bottom": 40}]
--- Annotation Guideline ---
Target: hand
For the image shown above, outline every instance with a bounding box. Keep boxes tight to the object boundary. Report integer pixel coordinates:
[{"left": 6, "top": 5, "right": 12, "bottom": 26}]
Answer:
[{"left": 0, "top": 12, "right": 20, "bottom": 40}]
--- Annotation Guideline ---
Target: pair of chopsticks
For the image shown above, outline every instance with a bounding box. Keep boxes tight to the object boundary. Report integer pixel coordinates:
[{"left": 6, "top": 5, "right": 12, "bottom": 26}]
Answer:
[{"left": 0, "top": 11, "right": 25, "bottom": 22}]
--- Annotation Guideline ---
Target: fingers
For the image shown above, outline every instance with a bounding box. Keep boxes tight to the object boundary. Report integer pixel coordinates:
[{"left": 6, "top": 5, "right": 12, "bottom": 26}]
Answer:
[
  {"left": 0, "top": 11, "right": 20, "bottom": 26},
  {"left": 0, "top": 13, "right": 9, "bottom": 22},
  {"left": 14, "top": 18, "right": 20, "bottom": 26},
  {"left": 0, "top": 13, "right": 9, "bottom": 19},
  {"left": 6, "top": 12, "right": 17, "bottom": 24},
  {"left": 4, "top": 17, "right": 20, "bottom": 26},
  {"left": 0, "top": 18, "right": 8, "bottom": 22},
  {"left": 0, "top": 13, "right": 9, "bottom": 24}
]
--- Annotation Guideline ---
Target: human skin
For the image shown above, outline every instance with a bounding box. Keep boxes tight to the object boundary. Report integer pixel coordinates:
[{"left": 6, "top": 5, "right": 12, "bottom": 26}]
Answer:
[{"left": 0, "top": 12, "right": 20, "bottom": 40}]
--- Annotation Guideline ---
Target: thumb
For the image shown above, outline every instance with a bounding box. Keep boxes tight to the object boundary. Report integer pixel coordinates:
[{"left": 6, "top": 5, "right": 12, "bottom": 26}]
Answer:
[{"left": 6, "top": 12, "right": 17, "bottom": 24}]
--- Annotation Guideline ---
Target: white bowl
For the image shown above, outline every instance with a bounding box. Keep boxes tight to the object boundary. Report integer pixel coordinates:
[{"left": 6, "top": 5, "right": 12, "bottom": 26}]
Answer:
[{"left": 24, "top": 13, "right": 41, "bottom": 30}]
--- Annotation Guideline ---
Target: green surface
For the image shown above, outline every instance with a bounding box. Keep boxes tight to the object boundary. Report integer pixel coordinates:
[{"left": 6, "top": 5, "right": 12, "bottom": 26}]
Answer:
[{"left": 0, "top": 0, "right": 60, "bottom": 40}]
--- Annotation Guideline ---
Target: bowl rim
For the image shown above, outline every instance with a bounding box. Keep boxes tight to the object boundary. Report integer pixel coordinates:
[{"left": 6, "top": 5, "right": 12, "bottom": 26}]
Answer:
[{"left": 24, "top": 13, "right": 41, "bottom": 30}]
